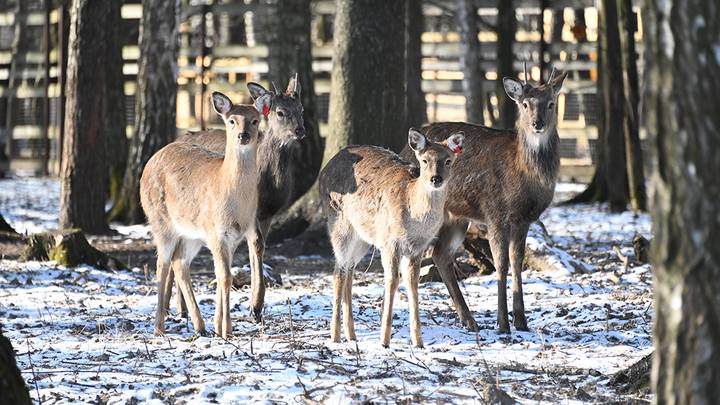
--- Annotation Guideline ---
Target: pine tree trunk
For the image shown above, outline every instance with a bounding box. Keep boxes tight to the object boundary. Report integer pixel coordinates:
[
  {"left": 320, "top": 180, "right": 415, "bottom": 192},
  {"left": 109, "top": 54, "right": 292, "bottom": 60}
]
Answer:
[
  {"left": 599, "top": 0, "right": 629, "bottom": 212},
  {"left": 644, "top": 0, "right": 720, "bottom": 402},
  {"left": 496, "top": 0, "right": 517, "bottom": 128},
  {"left": 406, "top": 0, "right": 428, "bottom": 128},
  {"left": 59, "top": 0, "right": 114, "bottom": 234},
  {"left": 457, "top": 0, "right": 484, "bottom": 124},
  {"left": 108, "top": 0, "right": 180, "bottom": 224},
  {"left": 618, "top": 0, "right": 646, "bottom": 211},
  {"left": 260, "top": 0, "right": 323, "bottom": 204},
  {"left": 104, "top": 1, "right": 127, "bottom": 206}
]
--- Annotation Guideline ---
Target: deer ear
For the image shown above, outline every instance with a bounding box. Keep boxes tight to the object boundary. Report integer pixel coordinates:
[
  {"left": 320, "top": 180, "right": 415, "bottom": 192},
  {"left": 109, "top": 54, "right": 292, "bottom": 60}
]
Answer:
[
  {"left": 253, "top": 94, "right": 272, "bottom": 118},
  {"left": 408, "top": 129, "right": 427, "bottom": 152},
  {"left": 211, "top": 92, "right": 232, "bottom": 116},
  {"left": 247, "top": 82, "right": 270, "bottom": 101},
  {"left": 286, "top": 73, "right": 301, "bottom": 98},
  {"left": 549, "top": 70, "right": 568, "bottom": 95},
  {"left": 503, "top": 77, "right": 524, "bottom": 102},
  {"left": 446, "top": 131, "right": 465, "bottom": 155}
]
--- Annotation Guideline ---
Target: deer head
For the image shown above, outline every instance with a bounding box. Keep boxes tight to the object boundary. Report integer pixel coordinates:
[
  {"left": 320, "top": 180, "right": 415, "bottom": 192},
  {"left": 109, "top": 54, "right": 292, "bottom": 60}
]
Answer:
[
  {"left": 503, "top": 67, "right": 567, "bottom": 141},
  {"left": 211, "top": 91, "right": 262, "bottom": 156},
  {"left": 408, "top": 128, "right": 464, "bottom": 190},
  {"left": 247, "top": 74, "right": 306, "bottom": 145}
]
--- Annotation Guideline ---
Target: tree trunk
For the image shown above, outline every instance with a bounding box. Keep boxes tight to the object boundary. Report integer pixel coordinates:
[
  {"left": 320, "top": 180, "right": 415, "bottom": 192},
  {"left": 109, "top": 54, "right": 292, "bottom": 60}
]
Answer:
[
  {"left": 269, "top": 0, "right": 407, "bottom": 241},
  {"left": 59, "top": 0, "right": 114, "bottom": 234},
  {"left": 618, "top": 0, "right": 646, "bottom": 211},
  {"left": 644, "top": 0, "right": 720, "bottom": 402},
  {"left": 0, "top": 326, "right": 31, "bottom": 405},
  {"left": 260, "top": 0, "right": 323, "bottom": 203},
  {"left": 538, "top": 0, "right": 549, "bottom": 81},
  {"left": 108, "top": 0, "right": 180, "bottom": 224},
  {"left": 496, "top": 0, "right": 517, "bottom": 128},
  {"left": 406, "top": 0, "right": 428, "bottom": 128},
  {"left": 457, "top": 0, "right": 484, "bottom": 124},
  {"left": 3, "top": 0, "right": 28, "bottom": 165},
  {"left": 104, "top": 1, "right": 127, "bottom": 207}
]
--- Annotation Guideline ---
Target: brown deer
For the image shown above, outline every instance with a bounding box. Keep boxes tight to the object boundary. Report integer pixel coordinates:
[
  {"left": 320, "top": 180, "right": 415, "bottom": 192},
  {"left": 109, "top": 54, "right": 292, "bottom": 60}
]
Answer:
[
  {"left": 169, "top": 76, "right": 306, "bottom": 322},
  {"left": 320, "top": 129, "right": 465, "bottom": 347},
  {"left": 401, "top": 68, "right": 567, "bottom": 333},
  {"left": 140, "top": 92, "right": 264, "bottom": 338}
]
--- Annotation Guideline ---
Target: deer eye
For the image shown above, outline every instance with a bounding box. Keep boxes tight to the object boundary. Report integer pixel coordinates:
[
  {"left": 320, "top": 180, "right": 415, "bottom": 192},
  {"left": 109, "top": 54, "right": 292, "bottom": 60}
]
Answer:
[
  {"left": 276, "top": 110, "right": 285, "bottom": 118},
  {"left": 252, "top": 119, "right": 259, "bottom": 126},
  {"left": 548, "top": 103, "right": 554, "bottom": 110},
  {"left": 445, "top": 159, "right": 451, "bottom": 166},
  {"left": 522, "top": 101, "right": 529, "bottom": 109},
  {"left": 228, "top": 118, "right": 236, "bottom": 126},
  {"left": 421, "top": 159, "right": 427, "bottom": 165}
]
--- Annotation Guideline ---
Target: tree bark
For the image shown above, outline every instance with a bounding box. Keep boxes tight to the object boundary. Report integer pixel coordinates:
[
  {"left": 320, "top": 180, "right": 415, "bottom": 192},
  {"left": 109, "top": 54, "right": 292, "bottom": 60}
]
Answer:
[
  {"left": 3, "top": 0, "right": 28, "bottom": 165},
  {"left": 0, "top": 325, "right": 31, "bottom": 405},
  {"left": 104, "top": 1, "right": 127, "bottom": 207},
  {"left": 269, "top": 0, "right": 407, "bottom": 241},
  {"left": 618, "top": 0, "right": 646, "bottom": 211},
  {"left": 59, "top": 0, "right": 114, "bottom": 234},
  {"left": 457, "top": 0, "right": 484, "bottom": 124},
  {"left": 108, "top": 0, "right": 180, "bottom": 224},
  {"left": 260, "top": 0, "right": 323, "bottom": 203},
  {"left": 496, "top": 0, "right": 517, "bottom": 128},
  {"left": 406, "top": 0, "right": 428, "bottom": 128},
  {"left": 538, "top": 0, "right": 549, "bottom": 81},
  {"left": 644, "top": 0, "right": 720, "bottom": 402}
]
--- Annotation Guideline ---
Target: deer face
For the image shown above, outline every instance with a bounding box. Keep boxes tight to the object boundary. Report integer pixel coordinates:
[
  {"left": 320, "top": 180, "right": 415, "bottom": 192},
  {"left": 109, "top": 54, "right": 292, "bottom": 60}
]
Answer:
[
  {"left": 408, "top": 129, "right": 464, "bottom": 190},
  {"left": 503, "top": 69, "right": 567, "bottom": 137},
  {"left": 211, "top": 92, "right": 261, "bottom": 152},
  {"left": 247, "top": 75, "right": 306, "bottom": 146}
]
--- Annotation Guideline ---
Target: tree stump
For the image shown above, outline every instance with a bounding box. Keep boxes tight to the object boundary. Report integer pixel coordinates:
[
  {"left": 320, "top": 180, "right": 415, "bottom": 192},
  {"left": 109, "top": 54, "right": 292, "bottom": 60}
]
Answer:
[
  {"left": 0, "top": 326, "right": 32, "bottom": 405},
  {"left": 22, "top": 229, "right": 124, "bottom": 270},
  {"left": 633, "top": 234, "right": 650, "bottom": 263}
]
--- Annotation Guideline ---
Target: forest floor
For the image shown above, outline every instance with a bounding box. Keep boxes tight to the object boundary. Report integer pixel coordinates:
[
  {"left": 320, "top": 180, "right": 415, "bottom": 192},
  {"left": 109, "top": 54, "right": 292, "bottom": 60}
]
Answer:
[{"left": 0, "top": 177, "right": 653, "bottom": 404}]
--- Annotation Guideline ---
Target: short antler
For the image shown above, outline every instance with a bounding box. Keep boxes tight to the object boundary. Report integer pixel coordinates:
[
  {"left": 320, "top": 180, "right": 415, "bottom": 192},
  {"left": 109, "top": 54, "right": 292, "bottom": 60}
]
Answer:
[
  {"left": 271, "top": 81, "right": 281, "bottom": 95},
  {"left": 548, "top": 67, "right": 557, "bottom": 84},
  {"left": 523, "top": 61, "right": 528, "bottom": 85}
]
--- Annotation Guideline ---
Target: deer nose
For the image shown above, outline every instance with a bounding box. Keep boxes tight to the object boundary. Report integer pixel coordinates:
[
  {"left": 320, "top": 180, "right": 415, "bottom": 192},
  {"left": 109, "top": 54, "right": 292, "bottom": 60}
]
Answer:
[
  {"left": 295, "top": 127, "right": 306, "bottom": 139},
  {"left": 533, "top": 120, "right": 545, "bottom": 130},
  {"left": 430, "top": 175, "right": 443, "bottom": 187},
  {"left": 238, "top": 132, "right": 251, "bottom": 144}
]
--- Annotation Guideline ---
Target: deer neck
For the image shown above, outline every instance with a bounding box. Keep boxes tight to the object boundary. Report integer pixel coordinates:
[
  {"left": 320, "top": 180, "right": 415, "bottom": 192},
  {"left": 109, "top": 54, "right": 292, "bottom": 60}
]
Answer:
[
  {"left": 221, "top": 143, "right": 257, "bottom": 184},
  {"left": 516, "top": 124, "right": 560, "bottom": 181},
  {"left": 406, "top": 177, "right": 446, "bottom": 220}
]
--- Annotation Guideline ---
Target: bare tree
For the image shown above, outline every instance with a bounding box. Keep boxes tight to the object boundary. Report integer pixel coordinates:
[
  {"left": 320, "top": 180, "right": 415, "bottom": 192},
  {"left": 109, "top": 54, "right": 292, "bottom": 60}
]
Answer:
[
  {"left": 456, "top": 0, "right": 484, "bottom": 124},
  {"left": 644, "top": 0, "right": 720, "bottom": 401},
  {"left": 406, "top": 0, "right": 428, "bottom": 128},
  {"left": 105, "top": 1, "right": 127, "bottom": 206},
  {"left": 108, "top": 0, "right": 180, "bottom": 224},
  {"left": 59, "top": 0, "right": 116, "bottom": 233},
  {"left": 495, "top": 0, "right": 517, "bottom": 128},
  {"left": 0, "top": 325, "right": 31, "bottom": 405}
]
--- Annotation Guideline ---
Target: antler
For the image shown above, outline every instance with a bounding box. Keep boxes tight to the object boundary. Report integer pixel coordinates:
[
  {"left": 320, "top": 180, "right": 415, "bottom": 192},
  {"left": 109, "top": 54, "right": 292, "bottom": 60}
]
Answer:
[
  {"left": 271, "top": 81, "right": 281, "bottom": 95},
  {"left": 548, "top": 67, "right": 557, "bottom": 84},
  {"left": 292, "top": 72, "right": 299, "bottom": 93},
  {"left": 523, "top": 60, "right": 528, "bottom": 85}
]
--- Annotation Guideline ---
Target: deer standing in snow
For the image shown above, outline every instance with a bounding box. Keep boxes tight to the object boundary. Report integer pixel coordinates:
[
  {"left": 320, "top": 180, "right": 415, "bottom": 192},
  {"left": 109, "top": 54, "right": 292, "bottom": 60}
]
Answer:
[
  {"left": 140, "top": 92, "right": 265, "bottom": 338},
  {"left": 320, "top": 129, "right": 464, "bottom": 347},
  {"left": 401, "top": 67, "right": 567, "bottom": 333},
  {"left": 169, "top": 76, "right": 307, "bottom": 322}
]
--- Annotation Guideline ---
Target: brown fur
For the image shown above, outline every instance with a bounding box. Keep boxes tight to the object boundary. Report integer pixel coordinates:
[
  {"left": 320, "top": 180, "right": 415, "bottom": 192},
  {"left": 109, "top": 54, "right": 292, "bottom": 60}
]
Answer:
[
  {"left": 320, "top": 130, "right": 463, "bottom": 347},
  {"left": 401, "top": 70, "right": 567, "bottom": 333},
  {"left": 140, "top": 94, "right": 262, "bottom": 338}
]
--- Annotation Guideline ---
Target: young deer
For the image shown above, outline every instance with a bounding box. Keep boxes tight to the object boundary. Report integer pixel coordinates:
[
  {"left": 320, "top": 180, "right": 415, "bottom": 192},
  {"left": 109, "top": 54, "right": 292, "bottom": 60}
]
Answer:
[
  {"left": 140, "top": 92, "right": 263, "bottom": 338},
  {"left": 172, "top": 76, "right": 306, "bottom": 322},
  {"left": 320, "top": 129, "right": 464, "bottom": 347},
  {"left": 401, "top": 68, "right": 567, "bottom": 334}
]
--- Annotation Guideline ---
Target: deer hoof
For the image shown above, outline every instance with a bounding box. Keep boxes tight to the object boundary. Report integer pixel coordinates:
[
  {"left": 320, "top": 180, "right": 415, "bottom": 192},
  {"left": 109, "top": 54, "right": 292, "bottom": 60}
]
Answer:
[{"left": 252, "top": 307, "right": 263, "bottom": 323}]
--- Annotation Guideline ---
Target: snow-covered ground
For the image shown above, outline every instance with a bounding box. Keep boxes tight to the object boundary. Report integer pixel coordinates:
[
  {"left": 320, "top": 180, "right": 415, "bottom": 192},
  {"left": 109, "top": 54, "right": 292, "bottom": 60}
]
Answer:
[{"left": 0, "top": 177, "right": 653, "bottom": 404}]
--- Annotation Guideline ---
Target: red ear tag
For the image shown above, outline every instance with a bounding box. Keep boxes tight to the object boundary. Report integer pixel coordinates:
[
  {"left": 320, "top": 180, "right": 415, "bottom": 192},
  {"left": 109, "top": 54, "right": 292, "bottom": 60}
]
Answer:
[
  {"left": 262, "top": 104, "right": 270, "bottom": 118},
  {"left": 452, "top": 145, "right": 462, "bottom": 155}
]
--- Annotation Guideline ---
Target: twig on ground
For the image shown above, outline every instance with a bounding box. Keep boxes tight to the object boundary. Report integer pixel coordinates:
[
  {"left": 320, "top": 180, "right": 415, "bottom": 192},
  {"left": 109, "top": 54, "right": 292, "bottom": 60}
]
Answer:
[{"left": 26, "top": 339, "right": 42, "bottom": 404}]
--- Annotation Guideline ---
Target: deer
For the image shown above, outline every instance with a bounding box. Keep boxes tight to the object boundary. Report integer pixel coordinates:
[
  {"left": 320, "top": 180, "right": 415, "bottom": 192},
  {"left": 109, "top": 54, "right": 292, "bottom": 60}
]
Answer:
[
  {"left": 168, "top": 75, "right": 306, "bottom": 322},
  {"left": 140, "top": 91, "right": 265, "bottom": 338},
  {"left": 401, "top": 67, "right": 567, "bottom": 334},
  {"left": 320, "top": 129, "right": 465, "bottom": 348}
]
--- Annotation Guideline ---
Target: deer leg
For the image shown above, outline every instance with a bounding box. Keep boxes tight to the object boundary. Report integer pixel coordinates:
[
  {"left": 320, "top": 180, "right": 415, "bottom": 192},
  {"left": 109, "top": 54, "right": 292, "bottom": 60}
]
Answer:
[
  {"left": 380, "top": 248, "right": 400, "bottom": 347},
  {"left": 330, "top": 265, "right": 343, "bottom": 342},
  {"left": 432, "top": 221, "right": 478, "bottom": 331},
  {"left": 171, "top": 240, "right": 205, "bottom": 335},
  {"left": 154, "top": 255, "right": 172, "bottom": 335},
  {"left": 405, "top": 256, "right": 424, "bottom": 348},
  {"left": 342, "top": 267, "right": 356, "bottom": 341},
  {"left": 247, "top": 220, "right": 266, "bottom": 323},
  {"left": 509, "top": 224, "right": 530, "bottom": 331},
  {"left": 162, "top": 264, "right": 173, "bottom": 316},
  {"left": 209, "top": 241, "right": 233, "bottom": 338},
  {"left": 163, "top": 268, "right": 188, "bottom": 319},
  {"left": 489, "top": 233, "right": 510, "bottom": 333}
]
